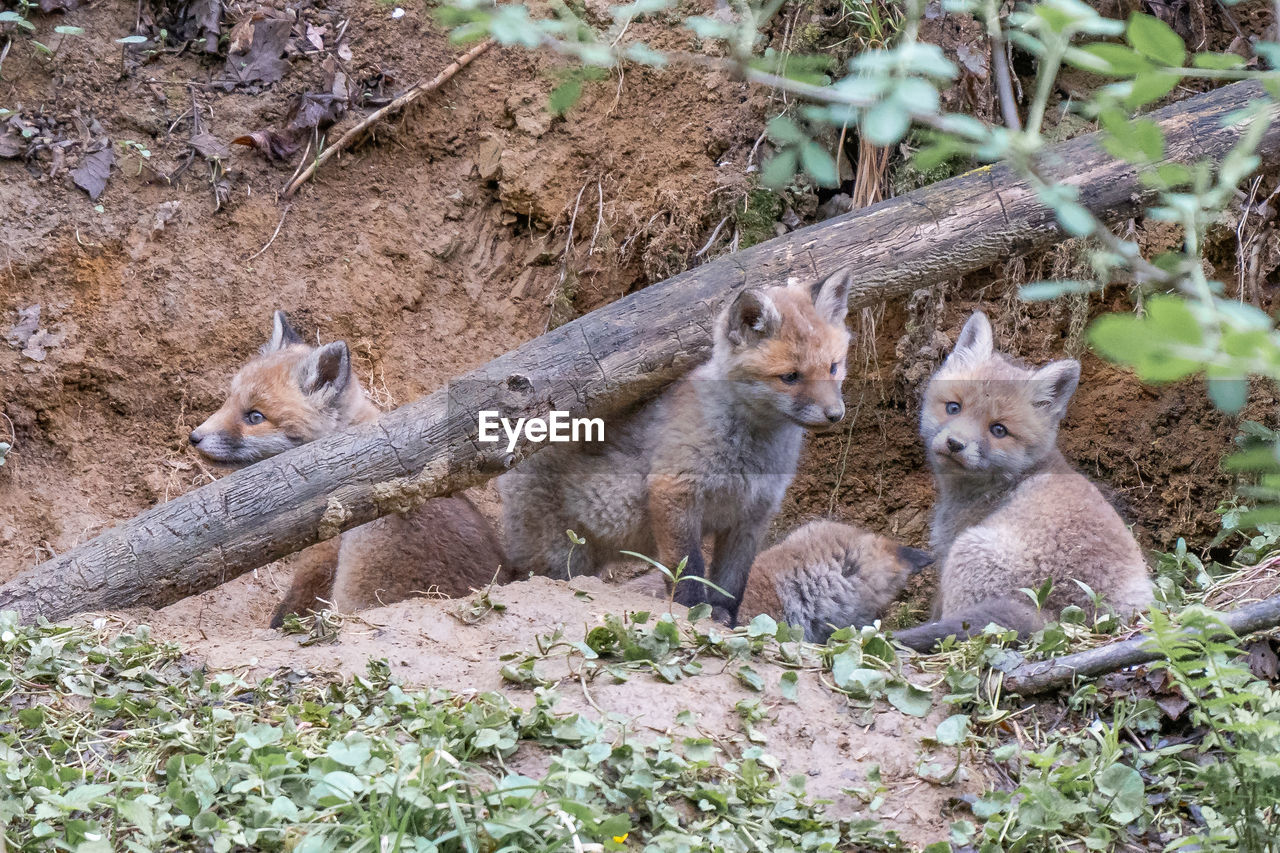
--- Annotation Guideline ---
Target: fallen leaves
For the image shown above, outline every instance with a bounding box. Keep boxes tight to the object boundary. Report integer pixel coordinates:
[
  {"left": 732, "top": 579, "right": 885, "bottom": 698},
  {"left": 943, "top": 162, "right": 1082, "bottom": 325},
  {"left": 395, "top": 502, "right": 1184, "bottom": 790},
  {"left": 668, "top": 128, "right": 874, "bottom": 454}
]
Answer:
[
  {"left": 142, "top": 0, "right": 221, "bottom": 53},
  {"left": 233, "top": 60, "right": 351, "bottom": 161},
  {"left": 221, "top": 15, "right": 292, "bottom": 87},
  {"left": 70, "top": 144, "right": 113, "bottom": 201},
  {"left": 5, "top": 305, "right": 65, "bottom": 362}
]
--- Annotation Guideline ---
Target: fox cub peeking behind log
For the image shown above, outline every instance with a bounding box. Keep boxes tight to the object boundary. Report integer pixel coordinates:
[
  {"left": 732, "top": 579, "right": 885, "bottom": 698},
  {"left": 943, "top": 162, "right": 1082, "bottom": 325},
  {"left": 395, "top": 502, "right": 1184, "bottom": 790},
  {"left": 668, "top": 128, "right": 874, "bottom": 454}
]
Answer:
[
  {"left": 190, "top": 312, "right": 510, "bottom": 626},
  {"left": 893, "top": 311, "right": 1152, "bottom": 652},
  {"left": 499, "top": 270, "right": 855, "bottom": 620}
]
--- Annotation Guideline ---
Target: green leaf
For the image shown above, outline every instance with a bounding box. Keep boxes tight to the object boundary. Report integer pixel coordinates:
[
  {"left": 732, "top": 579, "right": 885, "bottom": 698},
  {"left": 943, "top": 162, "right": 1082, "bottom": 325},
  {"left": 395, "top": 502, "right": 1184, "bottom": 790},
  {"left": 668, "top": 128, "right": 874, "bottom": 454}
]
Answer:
[
  {"left": 1146, "top": 294, "right": 1202, "bottom": 346},
  {"left": 830, "top": 649, "right": 861, "bottom": 688},
  {"left": 1100, "top": 112, "right": 1165, "bottom": 163},
  {"left": 682, "top": 737, "right": 717, "bottom": 763},
  {"left": 684, "top": 15, "right": 734, "bottom": 40},
  {"left": 1019, "top": 280, "right": 1100, "bottom": 301},
  {"left": 1054, "top": 200, "right": 1097, "bottom": 238},
  {"left": 1127, "top": 12, "right": 1186, "bottom": 66},
  {"left": 686, "top": 602, "right": 712, "bottom": 622},
  {"left": 779, "top": 670, "right": 799, "bottom": 702},
  {"left": 747, "top": 613, "right": 778, "bottom": 637},
  {"left": 1193, "top": 51, "right": 1245, "bottom": 69},
  {"left": 862, "top": 101, "right": 910, "bottom": 146},
  {"left": 949, "top": 819, "right": 976, "bottom": 845},
  {"left": 317, "top": 770, "right": 364, "bottom": 801},
  {"left": 766, "top": 115, "right": 806, "bottom": 145},
  {"left": 886, "top": 681, "right": 932, "bottom": 717},
  {"left": 1124, "top": 71, "right": 1180, "bottom": 108},
  {"left": 609, "top": 0, "right": 671, "bottom": 22},
  {"left": 623, "top": 42, "right": 667, "bottom": 67},
  {"left": 1078, "top": 43, "right": 1153, "bottom": 76},
  {"left": 54, "top": 25, "right": 86, "bottom": 35},
  {"left": 1207, "top": 377, "right": 1248, "bottom": 414},
  {"left": 735, "top": 665, "right": 764, "bottom": 691},
  {"left": 116, "top": 35, "right": 149, "bottom": 45},
  {"left": 760, "top": 147, "right": 798, "bottom": 190},
  {"left": 548, "top": 79, "right": 583, "bottom": 116},
  {"left": 799, "top": 141, "right": 839, "bottom": 187},
  {"left": 1088, "top": 313, "right": 1150, "bottom": 365},
  {"left": 326, "top": 736, "right": 372, "bottom": 768},
  {"left": 1096, "top": 763, "right": 1145, "bottom": 824},
  {"left": 935, "top": 714, "right": 970, "bottom": 745},
  {"left": 0, "top": 10, "right": 33, "bottom": 30}
]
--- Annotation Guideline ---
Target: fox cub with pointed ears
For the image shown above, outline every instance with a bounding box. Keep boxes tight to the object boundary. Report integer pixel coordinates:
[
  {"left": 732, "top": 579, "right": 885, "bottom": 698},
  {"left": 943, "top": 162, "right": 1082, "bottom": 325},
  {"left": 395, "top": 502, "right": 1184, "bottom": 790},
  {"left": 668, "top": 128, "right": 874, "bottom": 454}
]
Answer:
[
  {"left": 499, "top": 270, "right": 855, "bottom": 620},
  {"left": 893, "top": 311, "right": 1152, "bottom": 651},
  {"left": 190, "top": 312, "right": 511, "bottom": 626}
]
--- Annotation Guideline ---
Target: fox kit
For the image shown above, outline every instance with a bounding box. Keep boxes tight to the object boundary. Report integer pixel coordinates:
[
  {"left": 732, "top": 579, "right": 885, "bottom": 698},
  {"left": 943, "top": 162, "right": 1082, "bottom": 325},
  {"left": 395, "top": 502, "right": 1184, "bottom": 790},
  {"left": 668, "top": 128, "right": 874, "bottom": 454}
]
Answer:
[
  {"left": 499, "top": 270, "right": 854, "bottom": 619},
  {"left": 190, "top": 312, "right": 511, "bottom": 626},
  {"left": 893, "top": 311, "right": 1152, "bottom": 651},
  {"left": 738, "top": 520, "right": 932, "bottom": 643}
]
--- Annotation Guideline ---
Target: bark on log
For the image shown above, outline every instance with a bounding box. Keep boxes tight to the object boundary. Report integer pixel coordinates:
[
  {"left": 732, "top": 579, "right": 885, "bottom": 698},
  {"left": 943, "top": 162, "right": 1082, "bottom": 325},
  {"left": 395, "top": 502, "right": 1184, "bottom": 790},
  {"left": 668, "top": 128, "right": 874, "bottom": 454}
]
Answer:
[
  {"left": 2, "top": 80, "right": 1277, "bottom": 622},
  {"left": 1003, "top": 593, "right": 1280, "bottom": 696}
]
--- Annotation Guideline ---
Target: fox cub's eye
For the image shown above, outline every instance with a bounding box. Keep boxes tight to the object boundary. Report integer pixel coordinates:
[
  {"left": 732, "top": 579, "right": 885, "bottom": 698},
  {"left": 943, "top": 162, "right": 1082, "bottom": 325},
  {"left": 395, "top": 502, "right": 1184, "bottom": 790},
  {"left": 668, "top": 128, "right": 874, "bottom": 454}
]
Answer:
[
  {"left": 990, "top": 423, "right": 1008, "bottom": 438},
  {"left": 829, "top": 362, "right": 839, "bottom": 376},
  {"left": 244, "top": 410, "right": 266, "bottom": 426},
  {"left": 779, "top": 372, "right": 801, "bottom": 385},
  {"left": 945, "top": 401, "right": 961, "bottom": 415}
]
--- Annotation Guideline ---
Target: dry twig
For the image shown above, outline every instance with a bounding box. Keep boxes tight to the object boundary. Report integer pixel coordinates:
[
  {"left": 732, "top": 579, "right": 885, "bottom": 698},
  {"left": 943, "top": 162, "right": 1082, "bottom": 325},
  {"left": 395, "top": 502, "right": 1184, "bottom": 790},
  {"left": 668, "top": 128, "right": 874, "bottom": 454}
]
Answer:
[{"left": 282, "top": 39, "right": 493, "bottom": 198}]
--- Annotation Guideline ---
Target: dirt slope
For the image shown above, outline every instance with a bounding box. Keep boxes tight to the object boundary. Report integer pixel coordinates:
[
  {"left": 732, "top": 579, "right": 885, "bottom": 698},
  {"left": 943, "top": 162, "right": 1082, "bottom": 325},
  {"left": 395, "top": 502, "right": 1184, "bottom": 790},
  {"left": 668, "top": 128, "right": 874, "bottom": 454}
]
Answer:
[
  {"left": 0, "top": 2, "right": 1273, "bottom": 844},
  {"left": 117, "top": 575, "right": 982, "bottom": 849}
]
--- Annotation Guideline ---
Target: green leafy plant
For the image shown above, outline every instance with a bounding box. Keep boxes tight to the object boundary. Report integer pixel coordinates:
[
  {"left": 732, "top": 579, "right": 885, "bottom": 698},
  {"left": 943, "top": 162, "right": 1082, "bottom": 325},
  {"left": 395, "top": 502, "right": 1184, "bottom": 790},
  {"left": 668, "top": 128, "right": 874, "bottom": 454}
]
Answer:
[
  {"left": 0, "top": 612, "right": 920, "bottom": 852},
  {"left": 619, "top": 548, "right": 733, "bottom": 615}
]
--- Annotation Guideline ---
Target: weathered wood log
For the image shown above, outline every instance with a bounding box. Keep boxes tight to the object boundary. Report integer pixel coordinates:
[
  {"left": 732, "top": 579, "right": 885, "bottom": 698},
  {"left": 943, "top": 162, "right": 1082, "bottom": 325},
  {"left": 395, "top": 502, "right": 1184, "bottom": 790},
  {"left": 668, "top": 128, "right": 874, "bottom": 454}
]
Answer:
[
  {"left": 1003, "top": 593, "right": 1280, "bottom": 696},
  {"left": 2, "top": 80, "right": 1277, "bottom": 622}
]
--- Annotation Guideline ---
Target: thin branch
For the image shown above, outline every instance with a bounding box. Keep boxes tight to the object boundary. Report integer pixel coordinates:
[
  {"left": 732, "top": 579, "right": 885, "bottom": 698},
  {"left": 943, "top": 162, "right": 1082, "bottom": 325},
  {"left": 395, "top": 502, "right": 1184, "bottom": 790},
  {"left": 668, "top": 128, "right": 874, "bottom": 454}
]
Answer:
[
  {"left": 243, "top": 203, "right": 291, "bottom": 263},
  {"left": 987, "top": 0, "right": 1022, "bottom": 132},
  {"left": 282, "top": 39, "right": 493, "bottom": 198},
  {"left": 1004, "top": 593, "right": 1280, "bottom": 696}
]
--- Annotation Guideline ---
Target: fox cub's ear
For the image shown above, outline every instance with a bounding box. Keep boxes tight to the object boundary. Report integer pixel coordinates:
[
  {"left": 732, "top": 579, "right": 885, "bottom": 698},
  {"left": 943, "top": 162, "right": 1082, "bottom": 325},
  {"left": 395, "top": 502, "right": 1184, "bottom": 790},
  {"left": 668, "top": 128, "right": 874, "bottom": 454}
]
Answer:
[
  {"left": 809, "top": 269, "right": 853, "bottom": 325},
  {"left": 264, "top": 310, "right": 304, "bottom": 354},
  {"left": 946, "top": 311, "right": 994, "bottom": 366},
  {"left": 299, "top": 341, "right": 352, "bottom": 400},
  {"left": 724, "top": 288, "right": 781, "bottom": 347},
  {"left": 1030, "top": 359, "right": 1080, "bottom": 420}
]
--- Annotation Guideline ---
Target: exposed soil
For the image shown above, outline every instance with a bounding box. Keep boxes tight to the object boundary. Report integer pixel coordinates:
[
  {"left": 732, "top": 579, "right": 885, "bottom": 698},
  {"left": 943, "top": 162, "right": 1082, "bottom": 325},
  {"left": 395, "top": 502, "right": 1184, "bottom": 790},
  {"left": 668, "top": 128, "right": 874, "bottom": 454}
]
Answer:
[
  {"left": 120, "top": 575, "right": 983, "bottom": 849},
  {"left": 1, "top": 0, "right": 1278, "bottom": 845}
]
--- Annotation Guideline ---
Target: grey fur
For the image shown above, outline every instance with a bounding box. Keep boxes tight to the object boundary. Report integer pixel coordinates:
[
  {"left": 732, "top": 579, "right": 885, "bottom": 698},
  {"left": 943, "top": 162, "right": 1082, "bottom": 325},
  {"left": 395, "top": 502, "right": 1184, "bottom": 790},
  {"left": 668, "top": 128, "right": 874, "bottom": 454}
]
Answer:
[
  {"left": 499, "top": 273, "right": 854, "bottom": 618},
  {"left": 742, "top": 520, "right": 931, "bottom": 643},
  {"left": 896, "top": 311, "right": 1152, "bottom": 651}
]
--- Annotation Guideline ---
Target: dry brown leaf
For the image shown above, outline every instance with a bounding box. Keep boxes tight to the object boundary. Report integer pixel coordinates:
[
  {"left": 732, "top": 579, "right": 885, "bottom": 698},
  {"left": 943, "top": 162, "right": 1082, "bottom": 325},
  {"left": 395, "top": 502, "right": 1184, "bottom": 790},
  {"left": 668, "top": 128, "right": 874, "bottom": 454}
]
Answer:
[{"left": 71, "top": 145, "right": 113, "bottom": 201}]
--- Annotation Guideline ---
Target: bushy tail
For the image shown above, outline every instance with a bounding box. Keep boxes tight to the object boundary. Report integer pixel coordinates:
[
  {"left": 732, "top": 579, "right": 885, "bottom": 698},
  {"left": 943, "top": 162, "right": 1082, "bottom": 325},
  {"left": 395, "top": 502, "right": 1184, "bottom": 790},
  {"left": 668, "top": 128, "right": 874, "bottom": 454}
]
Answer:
[{"left": 892, "top": 594, "right": 1044, "bottom": 652}]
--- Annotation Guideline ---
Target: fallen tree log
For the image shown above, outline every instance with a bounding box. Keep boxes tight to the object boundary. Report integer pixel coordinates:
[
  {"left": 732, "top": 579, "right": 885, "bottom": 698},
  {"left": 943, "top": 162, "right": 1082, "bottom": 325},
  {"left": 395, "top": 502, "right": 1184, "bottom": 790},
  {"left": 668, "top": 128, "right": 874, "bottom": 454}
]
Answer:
[
  {"left": 1003, "top": 593, "right": 1280, "bottom": 696},
  {"left": 2, "top": 80, "right": 1277, "bottom": 622}
]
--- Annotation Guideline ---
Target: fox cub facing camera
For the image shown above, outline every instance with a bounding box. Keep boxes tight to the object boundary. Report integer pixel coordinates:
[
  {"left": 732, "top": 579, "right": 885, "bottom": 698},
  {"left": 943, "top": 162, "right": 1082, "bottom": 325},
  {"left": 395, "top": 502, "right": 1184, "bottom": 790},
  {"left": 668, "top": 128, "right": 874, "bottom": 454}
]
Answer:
[
  {"left": 190, "top": 312, "right": 511, "bottom": 626},
  {"left": 893, "top": 311, "right": 1152, "bottom": 652},
  {"left": 499, "top": 270, "right": 855, "bottom": 619},
  {"left": 737, "top": 521, "right": 932, "bottom": 643}
]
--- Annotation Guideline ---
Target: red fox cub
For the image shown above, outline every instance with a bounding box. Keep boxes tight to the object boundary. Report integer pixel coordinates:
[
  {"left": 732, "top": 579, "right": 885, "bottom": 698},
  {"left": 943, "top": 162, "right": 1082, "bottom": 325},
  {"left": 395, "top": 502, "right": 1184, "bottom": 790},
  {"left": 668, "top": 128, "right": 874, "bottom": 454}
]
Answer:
[
  {"left": 738, "top": 521, "right": 932, "bottom": 643},
  {"left": 189, "top": 312, "right": 511, "bottom": 626},
  {"left": 499, "top": 270, "right": 854, "bottom": 620},
  {"left": 893, "top": 311, "right": 1152, "bottom": 652}
]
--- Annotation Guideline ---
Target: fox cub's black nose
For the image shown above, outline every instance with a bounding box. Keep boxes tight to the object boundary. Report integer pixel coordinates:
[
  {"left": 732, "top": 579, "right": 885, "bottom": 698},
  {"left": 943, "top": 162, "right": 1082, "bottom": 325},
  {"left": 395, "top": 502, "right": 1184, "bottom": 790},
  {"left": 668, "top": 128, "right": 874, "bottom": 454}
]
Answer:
[
  {"left": 189, "top": 430, "right": 204, "bottom": 446},
  {"left": 946, "top": 437, "right": 965, "bottom": 453},
  {"left": 825, "top": 409, "right": 843, "bottom": 423}
]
